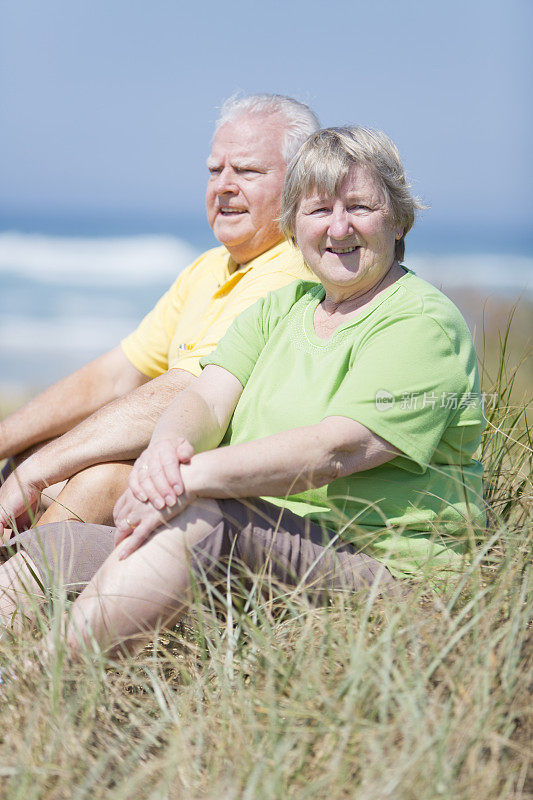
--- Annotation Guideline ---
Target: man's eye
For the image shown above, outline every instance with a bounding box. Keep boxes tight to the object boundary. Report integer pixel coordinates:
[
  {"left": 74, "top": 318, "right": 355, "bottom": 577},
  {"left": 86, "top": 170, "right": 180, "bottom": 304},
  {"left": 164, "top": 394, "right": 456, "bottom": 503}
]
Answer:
[
  {"left": 236, "top": 168, "right": 260, "bottom": 175},
  {"left": 208, "top": 167, "right": 222, "bottom": 175}
]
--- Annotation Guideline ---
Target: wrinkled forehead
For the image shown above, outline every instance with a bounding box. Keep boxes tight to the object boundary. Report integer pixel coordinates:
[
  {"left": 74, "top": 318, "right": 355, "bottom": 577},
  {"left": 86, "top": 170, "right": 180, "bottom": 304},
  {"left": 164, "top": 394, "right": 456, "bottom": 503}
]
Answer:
[
  {"left": 307, "top": 160, "right": 386, "bottom": 202},
  {"left": 208, "top": 113, "right": 287, "bottom": 164}
]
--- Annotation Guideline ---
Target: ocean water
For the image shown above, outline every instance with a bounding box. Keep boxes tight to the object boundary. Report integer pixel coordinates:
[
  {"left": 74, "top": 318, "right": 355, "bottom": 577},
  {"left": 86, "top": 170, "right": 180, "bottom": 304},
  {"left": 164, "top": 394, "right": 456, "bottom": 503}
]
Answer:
[{"left": 0, "top": 226, "right": 531, "bottom": 396}]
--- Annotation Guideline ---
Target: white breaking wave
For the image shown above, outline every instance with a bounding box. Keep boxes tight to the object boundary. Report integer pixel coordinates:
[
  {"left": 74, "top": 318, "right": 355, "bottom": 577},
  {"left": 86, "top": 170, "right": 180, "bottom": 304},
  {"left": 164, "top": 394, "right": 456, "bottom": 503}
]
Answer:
[
  {"left": 0, "top": 231, "right": 531, "bottom": 292},
  {"left": 0, "top": 314, "right": 136, "bottom": 354},
  {"left": 0, "top": 232, "right": 200, "bottom": 285}
]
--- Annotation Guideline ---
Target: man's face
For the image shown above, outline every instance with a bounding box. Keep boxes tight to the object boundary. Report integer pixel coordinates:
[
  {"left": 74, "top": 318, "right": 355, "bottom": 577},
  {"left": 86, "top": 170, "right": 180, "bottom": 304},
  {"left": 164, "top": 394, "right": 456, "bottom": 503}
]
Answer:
[{"left": 206, "top": 113, "right": 288, "bottom": 264}]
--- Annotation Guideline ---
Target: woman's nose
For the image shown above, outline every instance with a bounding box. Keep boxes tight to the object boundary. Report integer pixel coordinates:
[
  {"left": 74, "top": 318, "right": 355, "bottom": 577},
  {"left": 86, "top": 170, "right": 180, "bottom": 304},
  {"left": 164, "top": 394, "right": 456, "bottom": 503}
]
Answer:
[{"left": 328, "top": 208, "right": 353, "bottom": 239}]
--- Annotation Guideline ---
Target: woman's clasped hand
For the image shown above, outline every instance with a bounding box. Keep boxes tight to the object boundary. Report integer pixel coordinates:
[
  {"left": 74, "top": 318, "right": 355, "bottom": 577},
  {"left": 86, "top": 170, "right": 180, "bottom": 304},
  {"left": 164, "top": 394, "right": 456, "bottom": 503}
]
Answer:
[{"left": 113, "top": 438, "right": 195, "bottom": 558}]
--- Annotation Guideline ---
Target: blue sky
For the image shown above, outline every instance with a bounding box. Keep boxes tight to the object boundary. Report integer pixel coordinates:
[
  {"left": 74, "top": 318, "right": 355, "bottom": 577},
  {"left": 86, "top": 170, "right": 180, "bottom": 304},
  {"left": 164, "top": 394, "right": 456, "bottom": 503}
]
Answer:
[{"left": 1, "top": 0, "right": 531, "bottom": 247}]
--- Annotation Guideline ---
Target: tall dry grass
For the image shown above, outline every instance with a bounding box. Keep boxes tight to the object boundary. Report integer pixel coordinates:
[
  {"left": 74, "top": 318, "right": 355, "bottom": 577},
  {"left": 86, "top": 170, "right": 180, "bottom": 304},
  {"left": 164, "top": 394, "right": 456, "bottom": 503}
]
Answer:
[{"left": 0, "top": 316, "right": 531, "bottom": 800}]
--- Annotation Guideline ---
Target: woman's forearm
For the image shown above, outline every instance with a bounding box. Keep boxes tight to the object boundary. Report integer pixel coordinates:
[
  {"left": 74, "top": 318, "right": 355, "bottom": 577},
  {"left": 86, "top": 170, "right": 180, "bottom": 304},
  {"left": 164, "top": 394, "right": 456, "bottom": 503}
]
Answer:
[
  {"left": 113, "top": 416, "right": 397, "bottom": 559},
  {"left": 148, "top": 366, "right": 244, "bottom": 454},
  {"left": 181, "top": 417, "right": 396, "bottom": 501},
  {"left": 149, "top": 388, "right": 224, "bottom": 454}
]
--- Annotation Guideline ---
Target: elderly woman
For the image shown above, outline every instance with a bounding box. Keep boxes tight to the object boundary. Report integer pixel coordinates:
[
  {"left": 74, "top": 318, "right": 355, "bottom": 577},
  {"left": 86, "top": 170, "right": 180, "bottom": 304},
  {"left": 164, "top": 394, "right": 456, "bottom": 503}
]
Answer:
[{"left": 0, "top": 127, "right": 484, "bottom": 655}]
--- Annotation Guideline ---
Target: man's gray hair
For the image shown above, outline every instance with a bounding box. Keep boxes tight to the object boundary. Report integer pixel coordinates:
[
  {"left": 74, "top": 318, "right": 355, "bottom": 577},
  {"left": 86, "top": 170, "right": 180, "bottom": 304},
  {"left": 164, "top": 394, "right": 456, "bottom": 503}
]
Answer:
[
  {"left": 215, "top": 93, "right": 320, "bottom": 164},
  {"left": 280, "top": 126, "right": 425, "bottom": 263}
]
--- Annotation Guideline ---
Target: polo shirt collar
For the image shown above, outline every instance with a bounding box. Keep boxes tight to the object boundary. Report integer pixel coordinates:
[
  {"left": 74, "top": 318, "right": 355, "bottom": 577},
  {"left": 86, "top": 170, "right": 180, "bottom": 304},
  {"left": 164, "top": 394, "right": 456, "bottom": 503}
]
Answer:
[{"left": 214, "top": 240, "right": 288, "bottom": 298}]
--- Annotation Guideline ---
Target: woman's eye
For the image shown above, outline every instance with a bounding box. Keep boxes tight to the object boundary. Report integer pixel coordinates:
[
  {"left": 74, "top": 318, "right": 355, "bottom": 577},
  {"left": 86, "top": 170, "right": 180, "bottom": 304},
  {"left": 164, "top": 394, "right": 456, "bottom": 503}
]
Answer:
[{"left": 348, "top": 204, "right": 370, "bottom": 212}]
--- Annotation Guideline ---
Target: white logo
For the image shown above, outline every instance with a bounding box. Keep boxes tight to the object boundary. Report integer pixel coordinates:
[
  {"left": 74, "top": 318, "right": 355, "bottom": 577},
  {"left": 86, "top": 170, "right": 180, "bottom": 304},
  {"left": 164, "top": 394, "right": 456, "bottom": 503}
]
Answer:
[{"left": 375, "top": 389, "right": 395, "bottom": 411}]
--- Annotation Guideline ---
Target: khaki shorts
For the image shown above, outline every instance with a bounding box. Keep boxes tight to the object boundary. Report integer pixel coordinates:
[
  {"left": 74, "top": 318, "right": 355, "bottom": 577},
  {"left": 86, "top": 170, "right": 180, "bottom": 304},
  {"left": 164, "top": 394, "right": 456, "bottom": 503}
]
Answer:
[{"left": 3, "top": 498, "right": 395, "bottom": 597}]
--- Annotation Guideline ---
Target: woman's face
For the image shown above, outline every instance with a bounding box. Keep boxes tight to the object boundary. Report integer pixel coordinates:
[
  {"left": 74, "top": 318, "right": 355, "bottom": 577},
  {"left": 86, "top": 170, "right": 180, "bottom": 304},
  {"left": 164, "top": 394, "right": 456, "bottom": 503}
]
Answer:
[{"left": 294, "top": 165, "right": 403, "bottom": 301}]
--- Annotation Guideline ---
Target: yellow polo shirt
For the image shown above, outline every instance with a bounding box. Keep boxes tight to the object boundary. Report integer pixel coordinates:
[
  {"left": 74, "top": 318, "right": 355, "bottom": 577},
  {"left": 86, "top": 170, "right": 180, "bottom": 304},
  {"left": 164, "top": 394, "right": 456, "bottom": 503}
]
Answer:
[{"left": 121, "top": 239, "right": 313, "bottom": 378}]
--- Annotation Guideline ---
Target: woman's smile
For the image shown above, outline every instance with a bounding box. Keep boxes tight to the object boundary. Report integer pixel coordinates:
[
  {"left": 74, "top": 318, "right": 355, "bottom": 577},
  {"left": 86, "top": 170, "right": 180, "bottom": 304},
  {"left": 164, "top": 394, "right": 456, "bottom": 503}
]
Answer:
[{"left": 324, "top": 244, "right": 361, "bottom": 254}]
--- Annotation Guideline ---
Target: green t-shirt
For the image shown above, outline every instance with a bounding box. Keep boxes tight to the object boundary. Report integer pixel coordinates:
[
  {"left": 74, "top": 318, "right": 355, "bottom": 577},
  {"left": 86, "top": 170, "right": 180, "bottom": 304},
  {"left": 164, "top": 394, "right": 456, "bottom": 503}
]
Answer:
[{"left": 200, "top": 269, "right": 486, "bottom": 579}]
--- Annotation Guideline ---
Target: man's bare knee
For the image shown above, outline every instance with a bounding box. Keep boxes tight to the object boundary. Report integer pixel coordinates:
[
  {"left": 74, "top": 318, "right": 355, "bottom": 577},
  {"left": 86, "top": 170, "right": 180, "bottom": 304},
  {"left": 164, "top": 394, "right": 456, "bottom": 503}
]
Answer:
[
  {"left": 68, "top": 461, "right": 133, "bottom": 495},
  {"left": 40, "top": 461, "right": 133, "bottom": 526}
]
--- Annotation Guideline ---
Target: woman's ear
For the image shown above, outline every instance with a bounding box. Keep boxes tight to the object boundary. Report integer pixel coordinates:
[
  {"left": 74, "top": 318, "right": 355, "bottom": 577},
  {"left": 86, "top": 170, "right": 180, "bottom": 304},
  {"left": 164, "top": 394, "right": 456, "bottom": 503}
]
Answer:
[{"left": 395, "top": 228, "right": 404, "bottom": 241}]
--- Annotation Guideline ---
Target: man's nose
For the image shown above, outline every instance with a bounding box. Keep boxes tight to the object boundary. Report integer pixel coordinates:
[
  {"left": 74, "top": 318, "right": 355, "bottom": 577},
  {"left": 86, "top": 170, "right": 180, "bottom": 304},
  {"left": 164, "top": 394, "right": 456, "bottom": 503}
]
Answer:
[
  {"left": 214, "top": 166, "right": 238, "bottom": 194},
  {"left": 328, "top": 208, "right": 353, "bottom": 239}
]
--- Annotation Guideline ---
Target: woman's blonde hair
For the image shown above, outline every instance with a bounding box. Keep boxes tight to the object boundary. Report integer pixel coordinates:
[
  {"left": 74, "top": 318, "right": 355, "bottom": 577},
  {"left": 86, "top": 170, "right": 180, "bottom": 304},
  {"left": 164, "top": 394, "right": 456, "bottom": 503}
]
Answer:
[{"left": 280, "top": 126, "right": 425, "bottom": 262}]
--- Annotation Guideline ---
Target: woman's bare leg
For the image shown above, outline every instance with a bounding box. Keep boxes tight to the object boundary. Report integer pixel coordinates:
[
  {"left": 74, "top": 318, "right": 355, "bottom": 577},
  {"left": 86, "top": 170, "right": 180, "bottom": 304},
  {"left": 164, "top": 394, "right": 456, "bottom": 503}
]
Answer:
[
  {"left": 51, "top": 499, "right": 223, "bottom": 659},
  {"left": 0, "top": 551, "right": 45, "bottom": 629}
]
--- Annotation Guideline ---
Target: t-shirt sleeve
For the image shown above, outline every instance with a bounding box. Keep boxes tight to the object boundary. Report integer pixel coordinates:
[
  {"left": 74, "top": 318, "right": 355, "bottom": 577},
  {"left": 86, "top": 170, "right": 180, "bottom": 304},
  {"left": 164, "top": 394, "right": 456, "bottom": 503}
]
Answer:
[
  {"left": 200, "top": 281, "right": 313, "bottom": 386},
  {"left": 169, "top": 271, "right": 304, "bottom": 377},
  {"left": 120, "top": 269, "right": 190, "bottom": 378},
  {"left": 327, "top": 315, "right": 467, "bottom": 473},
  {"left": 199, "top": 296, "right": 270, "bottom": 387}
]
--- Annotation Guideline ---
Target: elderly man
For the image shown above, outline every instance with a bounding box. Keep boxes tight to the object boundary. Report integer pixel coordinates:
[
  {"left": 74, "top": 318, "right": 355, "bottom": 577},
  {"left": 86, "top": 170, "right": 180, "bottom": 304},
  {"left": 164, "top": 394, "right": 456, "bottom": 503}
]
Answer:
[{"left": 0, "top": 94, "right": 319, "bottom": 536}]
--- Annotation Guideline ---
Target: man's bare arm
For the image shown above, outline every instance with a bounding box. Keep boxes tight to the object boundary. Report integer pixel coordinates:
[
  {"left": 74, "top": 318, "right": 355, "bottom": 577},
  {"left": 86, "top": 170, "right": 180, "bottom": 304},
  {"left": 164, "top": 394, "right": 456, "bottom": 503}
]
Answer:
[
  {"left": 0, "top": 367, "right": 195, "bottom": 533},
  {"left": 37, "top": 367, "right": 195, "bottom": 473},
  {"left": 0, "top": 347, "right": 149, "bottom": 461}
]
